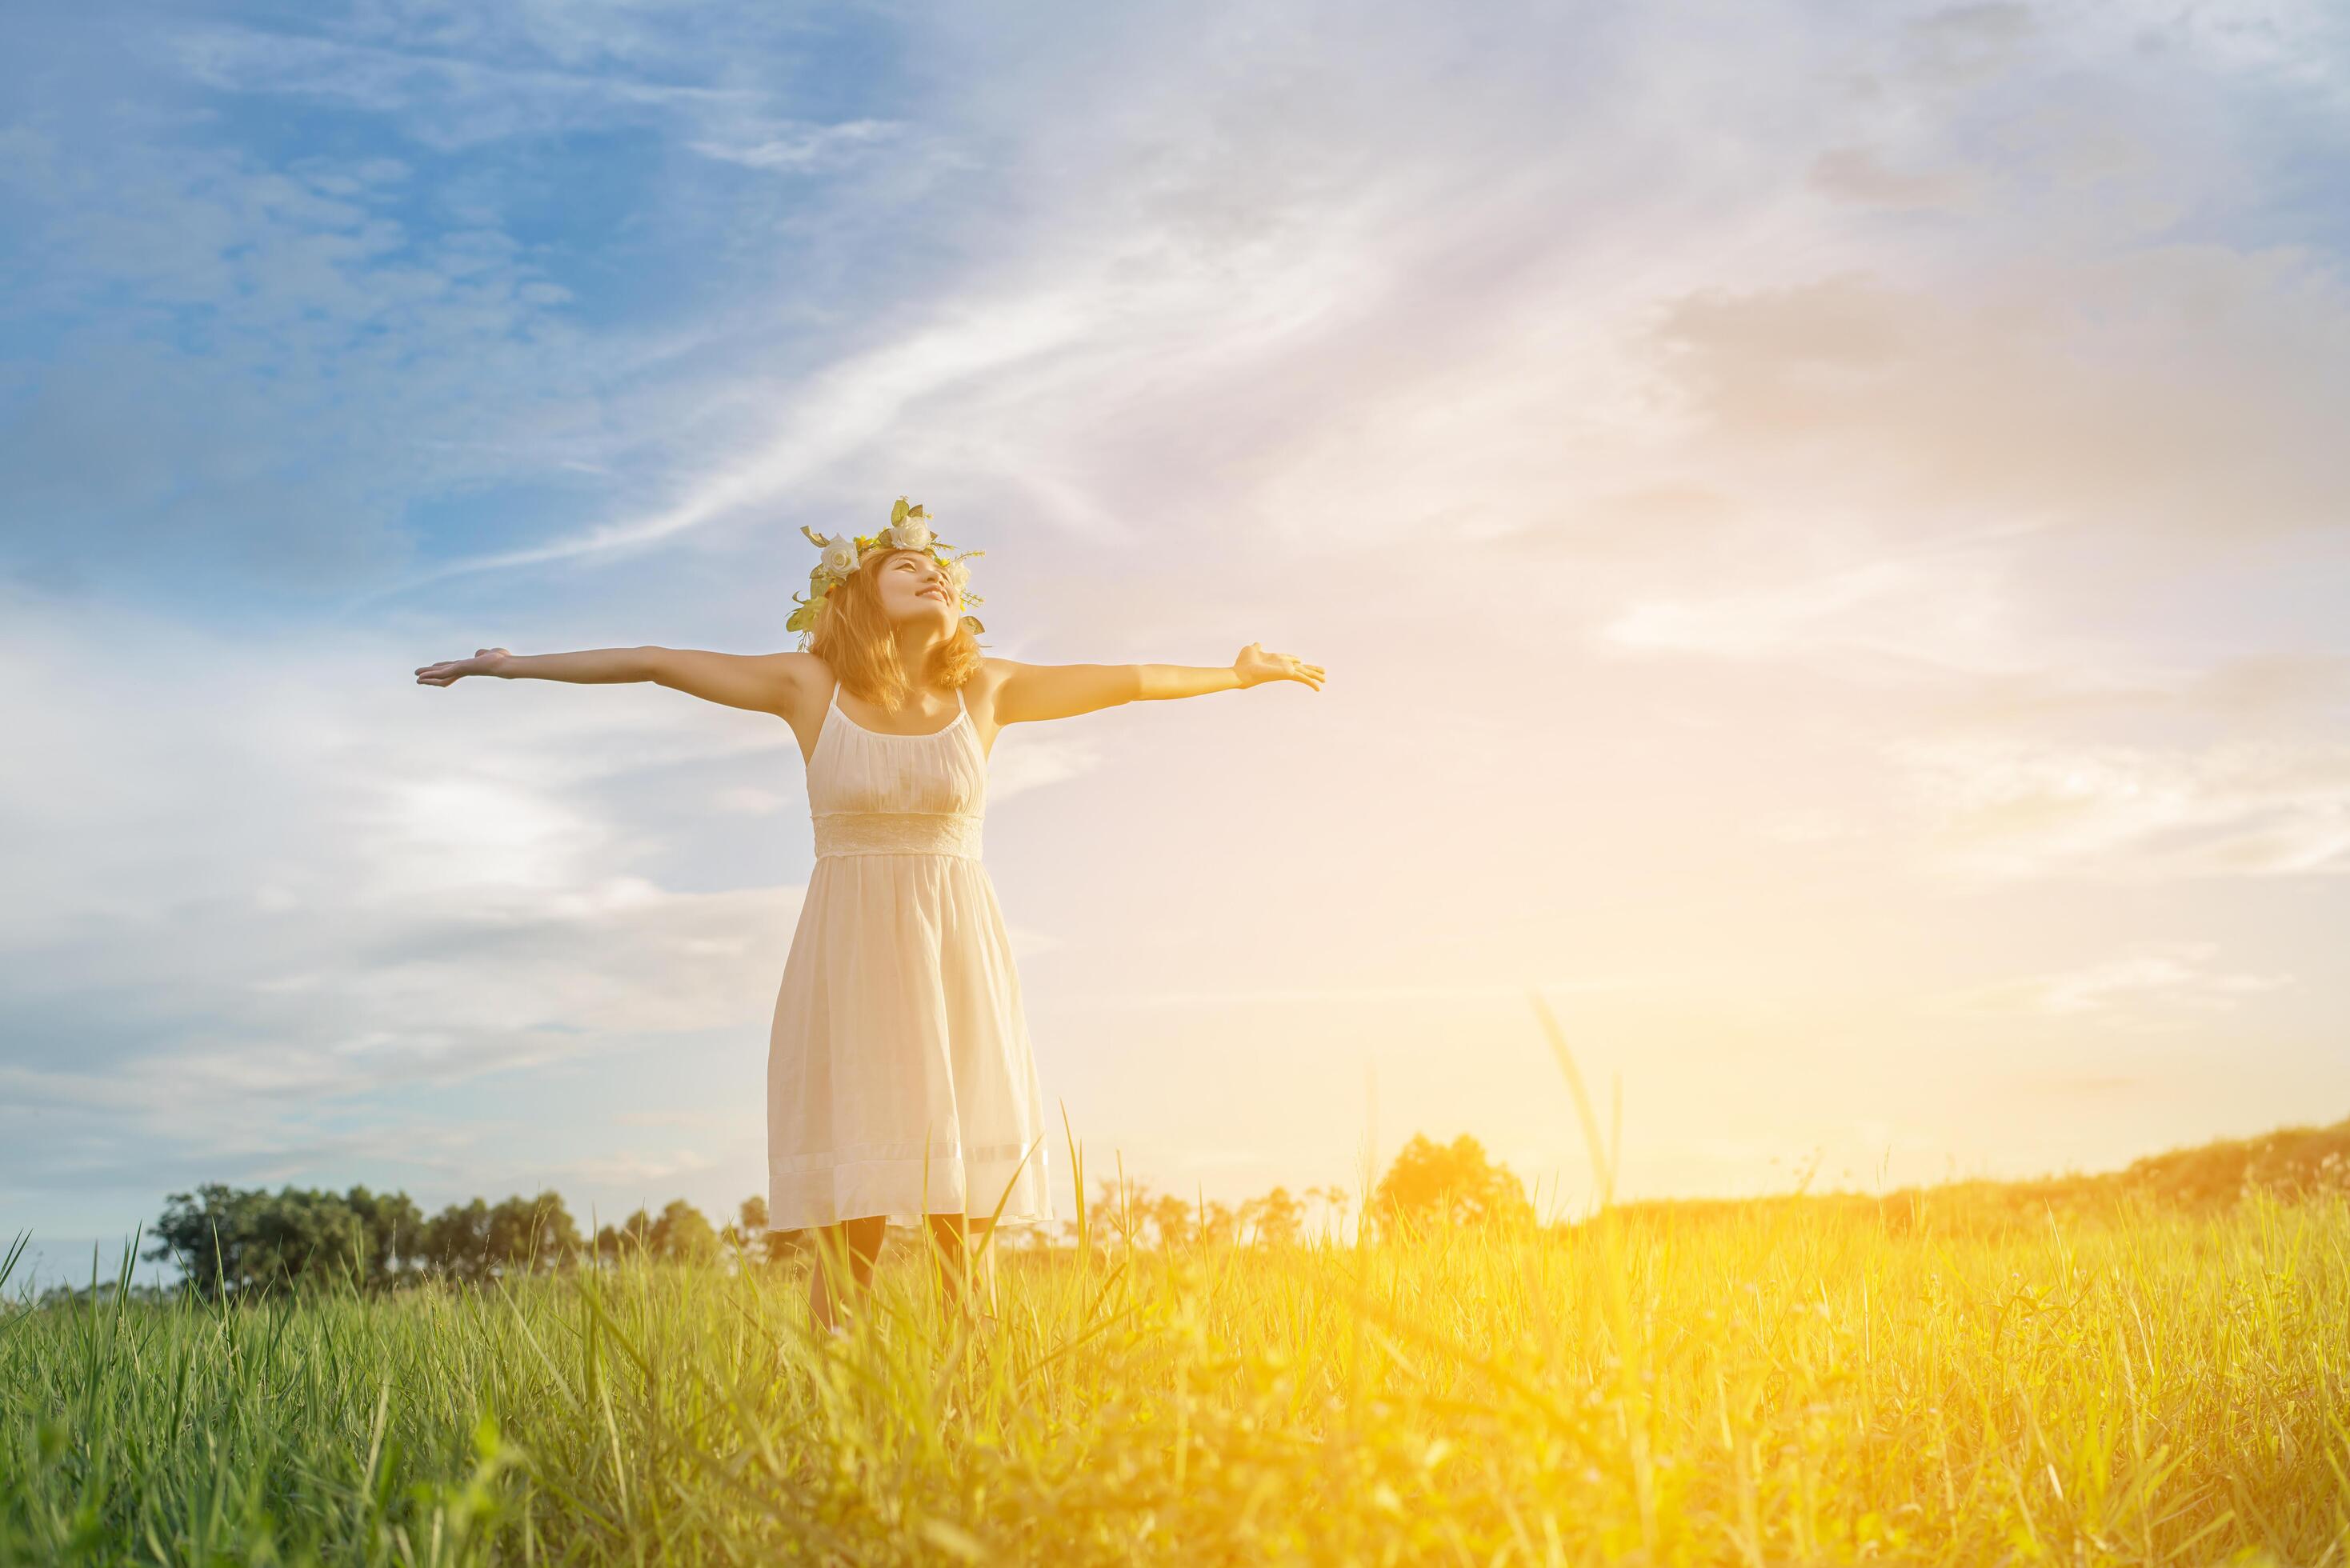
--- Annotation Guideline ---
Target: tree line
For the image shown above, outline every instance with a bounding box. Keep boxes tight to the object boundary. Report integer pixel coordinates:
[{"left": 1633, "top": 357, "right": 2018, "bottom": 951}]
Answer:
[
  {"left": 133, "top": 1133, "right": 1537, "bottom": 1299},
  {"left": 140, "top": 1185, "right": 750, "bottom": 1299},
  {"left": 90, "top": 1116, "right": 2350, "bottom": 1305}
]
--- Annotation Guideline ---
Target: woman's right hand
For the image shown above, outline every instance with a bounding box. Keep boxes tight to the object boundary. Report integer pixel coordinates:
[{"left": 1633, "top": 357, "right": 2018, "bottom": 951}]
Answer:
[{"left": 415, "top": 647, "right": 512, "bottom": 686}]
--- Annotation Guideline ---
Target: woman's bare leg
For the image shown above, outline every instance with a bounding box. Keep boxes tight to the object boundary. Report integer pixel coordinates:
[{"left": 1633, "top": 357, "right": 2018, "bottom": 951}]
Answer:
[
  {"left": 923, "top": 1214, "right": 995, "bottom": 1321},
  {"left": 809, "top": 1214, "right": 886, "bottom": 1334}
]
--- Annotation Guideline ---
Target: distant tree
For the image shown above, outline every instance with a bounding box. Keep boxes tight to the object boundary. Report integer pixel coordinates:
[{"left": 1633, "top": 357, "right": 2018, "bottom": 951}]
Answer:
[
  {"left": 147, "top": 1184, "right": 369, "bottom": 1299},
  {"left": 1094, "top": 1175, "right": 1152, "bottom": 1250},
  {"left": 1144, "top": 1194, "right": 1195, "bottom": 1250},
  {"left": 1308, "top": 1185, "right": 1357, "bottom": 1242},
  {"left": 486, "top": 1190, "right": 582, "bottom": 1273},
  {"left": 724, "top": 1195, "right": 806, "bottom": 1266},
  {"left": 1370, "top": 1134, "right": 1534, "bottom": 1238},
  {"left": 721, "top": 1195, "right": 762, "bottom": 1265},
  {"left": 596, "top": 1208, "right": 656, "bottom": 1267},
  {"left": 345, "top": 1186, "right": 426, "bottom": 1286},
  {"left": 424, "top": 1198, "right": 494, "bottom": 1282},
  {"left": 1197, "top": 1198, "right": 1239, "bottom": 1248},
  {"left": 1242, "top": 1186, "right": 1307, "bottom": 1247},
  {"left": 650, "top": 1199, "right": 719, "bottom": 1263}
]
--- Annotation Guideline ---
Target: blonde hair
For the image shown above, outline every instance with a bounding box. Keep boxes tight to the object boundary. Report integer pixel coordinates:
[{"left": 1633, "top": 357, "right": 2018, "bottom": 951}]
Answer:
[{"left": 803, "top": 549, "right": 983, "bottom": 712}]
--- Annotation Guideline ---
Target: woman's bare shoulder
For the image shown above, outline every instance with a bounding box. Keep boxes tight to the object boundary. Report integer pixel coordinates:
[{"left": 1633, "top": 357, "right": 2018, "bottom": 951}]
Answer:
[{"left": 771, "top": 650, "right": 835, "bottom": 708}]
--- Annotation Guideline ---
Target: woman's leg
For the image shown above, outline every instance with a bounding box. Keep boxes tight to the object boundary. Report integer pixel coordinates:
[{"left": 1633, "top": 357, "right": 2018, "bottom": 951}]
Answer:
[
  {"left": 923, "top": 1214, "right": 995, "bottom": 1319},
  {"left": 808, "top": 1214, "right": 887, "bottom": 1333}
]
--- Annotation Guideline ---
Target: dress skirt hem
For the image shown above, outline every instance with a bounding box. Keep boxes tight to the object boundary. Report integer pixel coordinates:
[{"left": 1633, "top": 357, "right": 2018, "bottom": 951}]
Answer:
[{"left": 767, "top": 1145, "right": 1054, "bottom": 1231}]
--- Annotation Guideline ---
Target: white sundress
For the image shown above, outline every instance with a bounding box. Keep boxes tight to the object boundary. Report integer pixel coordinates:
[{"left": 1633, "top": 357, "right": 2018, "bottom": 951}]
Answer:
[{"left": 766, "top": 678, "right": 1055, "bottom": 1232}]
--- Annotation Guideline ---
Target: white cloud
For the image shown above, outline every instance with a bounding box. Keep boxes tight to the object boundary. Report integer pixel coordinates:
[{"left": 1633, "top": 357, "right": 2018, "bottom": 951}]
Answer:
[
  {"left": 8, "top": 0, "right": 2350, "bottom": 1234},
  {"left": 713, "top": 785, "right": 790, "bottom": 815},
  {"left": 1050, "top": 977, "right": 1655, "bottom": 1012},
  {"left": 165, "top": 26, "right": 763, "bottom": 150},
  {"left": 687, "top": 120, "right": 899, "bottom": 172},
  {"left": 1931, "top": 941, "right": 2292, "bottom": 1026},
  {"left": 1891, "top": 736, "right": 2350, "bottom": 880},
  {"left": 0, "top": 596, "right": 788, "bottom": 1150},
  {"left": 554, "top": 1149, "right": 723, "bottom": 1188},
  {"left": 1595, "top": 535, "right": 2037, "bottom": 677}
]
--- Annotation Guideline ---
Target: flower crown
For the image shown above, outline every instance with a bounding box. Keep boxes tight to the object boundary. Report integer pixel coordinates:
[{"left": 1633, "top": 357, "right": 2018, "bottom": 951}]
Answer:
[{"left": 787, "top": 496, "right": 987, "bottom": 638}]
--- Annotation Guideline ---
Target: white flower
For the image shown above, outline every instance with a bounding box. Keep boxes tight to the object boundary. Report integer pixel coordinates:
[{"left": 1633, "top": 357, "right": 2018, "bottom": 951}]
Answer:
[
  {"left": 887, "top": 517, "right": 935, "bottom": 553},
  {"left": 939, "top": 557, "right": 971, "bottom": 594},
  {"left": 821, "top": 536, "right": 861, "bottom": 577}
]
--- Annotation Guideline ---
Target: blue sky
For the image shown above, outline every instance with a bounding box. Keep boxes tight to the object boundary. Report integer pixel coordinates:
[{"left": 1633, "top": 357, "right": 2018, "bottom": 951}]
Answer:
[{"left": 5, "top": 0, "right": 2348, "bottom": 1286}]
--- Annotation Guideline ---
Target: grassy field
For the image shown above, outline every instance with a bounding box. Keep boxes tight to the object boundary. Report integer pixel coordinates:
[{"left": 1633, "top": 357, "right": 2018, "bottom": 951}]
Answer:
[
  {"left": 8, "top": 997, "right": 2348, "bottom": 1566},
  {"left": 5, "top": 1174, "right": 2347, "bottom": 1564}
]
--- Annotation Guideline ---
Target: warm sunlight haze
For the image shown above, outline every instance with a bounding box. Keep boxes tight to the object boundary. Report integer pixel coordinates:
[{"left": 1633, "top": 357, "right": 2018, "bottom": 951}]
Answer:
[{"left": 2, "top": 2, "right": 2346, "bottom": 1560}]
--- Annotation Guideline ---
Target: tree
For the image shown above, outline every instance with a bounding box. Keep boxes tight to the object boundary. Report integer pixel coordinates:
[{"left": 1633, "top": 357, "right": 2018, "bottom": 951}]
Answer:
[
  {"left": 650, "top": 1199, "right": 719, "bottom": 1263},
  {"left": 725, "top": 1195, "right": 805, "bottom": 1266},
  {"left": 721, "top": 1195, "right": 760, "bottom": 1264},
  {"left": 424, "top": 1198, "right": 494, "bottom": 1282},
  {"left": 1370, "top": 1134, "right": 1534, "bottom": 1238},
  {"left": 596, "top": 1208, "right": 656, "bottom": 1267},
  {"left": 146, "top": 1184, "right": 370, "bottom": 1299},
  {"left": 345, "top": 1186, "right": 426, "bottom": 1286},
  {"left": 1241, "top": 1186, "right": 1307, "bottom": 1247},
  {"left": 486, "top": 1190, "right": 582, "bottom": 1273},
  {"left": 1308, "top": 1185, "right": 1357, "bottom": 1243},
  {"left": 1144, "top": 1194, "right": 1195, "bottom": 1250},
  {"left": 1094, "top": 1175, "right": 1152, "bottom": 1250}
]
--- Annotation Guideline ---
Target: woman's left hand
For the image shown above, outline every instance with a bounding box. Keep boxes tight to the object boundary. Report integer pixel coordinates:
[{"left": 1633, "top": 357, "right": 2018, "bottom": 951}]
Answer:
[{"left": 1235, "top": 642, "right": 1324, "bottom": 690}]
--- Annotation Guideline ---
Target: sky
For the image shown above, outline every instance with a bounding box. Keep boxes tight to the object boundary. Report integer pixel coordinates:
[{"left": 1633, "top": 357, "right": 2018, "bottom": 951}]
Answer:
[{"left": 4, "top": 0, "right": 2348, "bottom": 1286}]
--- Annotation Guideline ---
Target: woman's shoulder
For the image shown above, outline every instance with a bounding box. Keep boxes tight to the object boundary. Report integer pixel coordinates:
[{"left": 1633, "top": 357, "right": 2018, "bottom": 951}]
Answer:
[
  {"left": 762, "top": 650, "right": 838, "bottom": 714},
  {"left": 971, "top": 654, "right": 1031, "bottom": 681}
]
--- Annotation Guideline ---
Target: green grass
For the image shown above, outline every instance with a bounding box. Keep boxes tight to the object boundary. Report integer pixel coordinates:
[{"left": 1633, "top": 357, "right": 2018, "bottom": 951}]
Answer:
[
  {"left": 6, "top": 1182, "right": 2348, "bottom": 1563},
  {"left": 6, "top": 1000, "right": 2348, "bottom": 1565}
]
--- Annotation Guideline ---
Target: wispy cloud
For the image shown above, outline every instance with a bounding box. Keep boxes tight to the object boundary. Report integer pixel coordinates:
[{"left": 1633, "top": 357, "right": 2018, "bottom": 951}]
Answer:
[
  {"left": 1931, "top": 941, "right": 2292, "bottom": 1026},
  {"left": 5, "top": 0, "right": 2348, "bottom": 1237},
  {"left": 1051, "top": 977, "right": 1659, "bottom": 1012},
  {"left": 1595, "top": 531, "right": 2038, "bottom": 677},
  {"left": 1892, "top": 737, "right": 2350, "bottom": 880},
  {"left": 688, "top": 120, "right": 900, "bottom": 172}
]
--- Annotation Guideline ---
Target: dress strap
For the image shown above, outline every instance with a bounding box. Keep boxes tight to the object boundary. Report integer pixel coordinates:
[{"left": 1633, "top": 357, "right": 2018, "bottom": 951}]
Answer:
[{"left": 955, "top": 683, "right": 968, "bottom": 717}]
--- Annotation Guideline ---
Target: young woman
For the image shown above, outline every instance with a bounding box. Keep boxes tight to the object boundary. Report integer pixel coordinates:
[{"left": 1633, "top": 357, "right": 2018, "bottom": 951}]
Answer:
[{"left": 416, "top": 501, "right": 1324, "bottom": 1334}]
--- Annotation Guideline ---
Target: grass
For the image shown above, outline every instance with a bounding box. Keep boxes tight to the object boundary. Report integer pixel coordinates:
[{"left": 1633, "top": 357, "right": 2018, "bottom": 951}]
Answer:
[{"left": 5, "top": 999, "right": 2347, "bottom": 1565}]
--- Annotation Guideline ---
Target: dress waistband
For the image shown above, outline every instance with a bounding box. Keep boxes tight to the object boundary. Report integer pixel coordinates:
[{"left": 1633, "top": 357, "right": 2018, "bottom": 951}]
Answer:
[{"left": 811, "top": 810, "right": 983, "bottom": 859}]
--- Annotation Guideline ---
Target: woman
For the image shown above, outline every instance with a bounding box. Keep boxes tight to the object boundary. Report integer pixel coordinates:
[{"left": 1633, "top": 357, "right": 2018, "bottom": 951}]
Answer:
[{"left": 416, "top": 499, "right": 1325, "bottom": 1334}]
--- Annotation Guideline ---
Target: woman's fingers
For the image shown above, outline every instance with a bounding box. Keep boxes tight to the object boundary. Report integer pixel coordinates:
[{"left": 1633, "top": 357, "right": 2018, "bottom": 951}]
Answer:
[{"left": 416, "top": 650, "right": 498, "bottom": 684}]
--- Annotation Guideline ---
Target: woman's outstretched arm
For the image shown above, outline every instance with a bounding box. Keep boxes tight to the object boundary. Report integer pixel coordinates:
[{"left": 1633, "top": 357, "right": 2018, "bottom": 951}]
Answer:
[
  {"left": 991, "top": 642, "right": 1323, "bottom": 725},
  {"left": 414, "top": 646, "right": 813, "bottom": 718},
  {"left": 415, "top": 646, "right": 646, "bottom": 686}
]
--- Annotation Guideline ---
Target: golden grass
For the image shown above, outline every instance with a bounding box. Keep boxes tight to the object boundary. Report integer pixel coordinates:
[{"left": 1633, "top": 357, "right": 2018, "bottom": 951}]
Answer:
[{"left": 4, "top": 998, "right": 2344, "bottom": 1564}]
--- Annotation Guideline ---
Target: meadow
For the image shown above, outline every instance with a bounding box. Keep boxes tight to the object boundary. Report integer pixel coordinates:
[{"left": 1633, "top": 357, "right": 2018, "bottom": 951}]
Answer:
[{"left": 6, "top": 1010, "right": 2348, "bottom": 1566}]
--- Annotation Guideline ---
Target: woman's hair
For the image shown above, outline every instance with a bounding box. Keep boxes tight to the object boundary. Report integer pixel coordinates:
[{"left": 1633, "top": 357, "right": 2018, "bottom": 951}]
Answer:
[{"left": 804, "top": 549, "right": 983, "bottom": 712}]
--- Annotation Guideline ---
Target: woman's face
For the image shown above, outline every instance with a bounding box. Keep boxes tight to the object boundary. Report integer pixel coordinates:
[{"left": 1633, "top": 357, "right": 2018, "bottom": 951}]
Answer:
[{"left": 873, "top": 549, "right": 959, "bottom": 629}]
